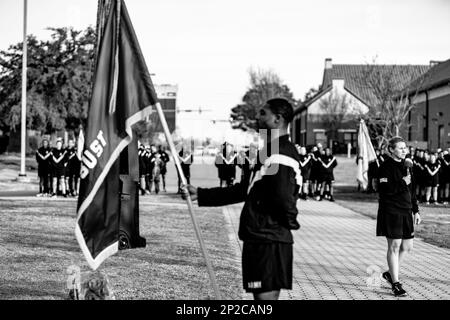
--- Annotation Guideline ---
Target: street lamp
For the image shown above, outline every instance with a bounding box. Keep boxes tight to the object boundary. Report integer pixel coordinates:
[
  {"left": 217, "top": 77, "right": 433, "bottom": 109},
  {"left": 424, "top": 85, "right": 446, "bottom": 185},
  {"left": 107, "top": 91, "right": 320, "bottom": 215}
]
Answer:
[{"left": 19, "top": 0, "right": 28, "bottom": 178}]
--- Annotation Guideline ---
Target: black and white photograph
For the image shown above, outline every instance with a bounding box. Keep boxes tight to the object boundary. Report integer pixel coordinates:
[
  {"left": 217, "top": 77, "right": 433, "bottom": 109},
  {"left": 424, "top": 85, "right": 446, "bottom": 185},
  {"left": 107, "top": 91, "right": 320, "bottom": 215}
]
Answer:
[{"left": 0, "top": 0, "right": 449, "bottom": 309}]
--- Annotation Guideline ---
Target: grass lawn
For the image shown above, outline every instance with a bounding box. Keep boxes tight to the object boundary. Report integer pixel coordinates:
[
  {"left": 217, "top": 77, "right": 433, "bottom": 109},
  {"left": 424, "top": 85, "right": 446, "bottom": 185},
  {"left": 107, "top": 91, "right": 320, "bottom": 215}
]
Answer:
[
  {"left": 0, "top": 153, "right": 38, "bottom": 171},
  {"left": 0, "top": 195, "right": 242, "bottom": 300},
  {"left": 332, "top": 156, "right": 450, "bottom": 249}
]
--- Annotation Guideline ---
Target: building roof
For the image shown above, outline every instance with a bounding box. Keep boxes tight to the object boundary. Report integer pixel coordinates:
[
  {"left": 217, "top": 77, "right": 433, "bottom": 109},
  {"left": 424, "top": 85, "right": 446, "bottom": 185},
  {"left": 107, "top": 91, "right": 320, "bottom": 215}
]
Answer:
[
  {"left": 407, "top": 58, "right": 450, "bottom": 93},
  {"left": 322, "top": 64, "right": 429, "bottom": 106},
  {"left": 294, "top": 61, "right": 430, "bottom": 115}
]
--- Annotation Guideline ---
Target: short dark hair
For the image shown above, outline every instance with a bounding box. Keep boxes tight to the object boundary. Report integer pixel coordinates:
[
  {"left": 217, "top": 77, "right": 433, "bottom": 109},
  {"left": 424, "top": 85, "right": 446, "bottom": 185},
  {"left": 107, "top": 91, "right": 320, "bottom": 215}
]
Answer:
[{"left": 266, "top": 98, "right": 294, "bottom": 124}]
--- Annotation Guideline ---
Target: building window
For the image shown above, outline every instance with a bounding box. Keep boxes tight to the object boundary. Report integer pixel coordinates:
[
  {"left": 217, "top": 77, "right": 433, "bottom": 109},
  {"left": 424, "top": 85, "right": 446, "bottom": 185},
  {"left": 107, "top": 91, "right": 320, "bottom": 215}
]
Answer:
[
  {"left": 438, "top": 125, "right": 444, "bottom": 149},
  {"left": 295, "top": 118, "right": 301, "bottom": 144},
  {"left": 314, "top": 131, "right": 327, "bottom": 145},
  {"left": 300, "top": 131, "right": 307, "bottom": 146}
]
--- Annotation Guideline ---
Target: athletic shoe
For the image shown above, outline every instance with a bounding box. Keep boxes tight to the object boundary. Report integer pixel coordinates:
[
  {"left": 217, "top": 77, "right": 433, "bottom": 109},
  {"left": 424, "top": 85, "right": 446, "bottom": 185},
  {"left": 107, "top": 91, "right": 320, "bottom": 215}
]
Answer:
[
  {"left": 51, "top": 194, "right": 57, "bottom": 199},
  {"left": 382, "top": 271, "right": 393, "bottom": 286},
  {"left": 392, "top": 282, "right": 407, "bottom": 297},
  {"left": 329, "top": 196, "right": 335, "bottom": 202},
  {"left": 36, "top": 193, "right": 43, "bottom": 197},
  {"left": 316, "top": 196, "right": 322, "bottom": 201}
]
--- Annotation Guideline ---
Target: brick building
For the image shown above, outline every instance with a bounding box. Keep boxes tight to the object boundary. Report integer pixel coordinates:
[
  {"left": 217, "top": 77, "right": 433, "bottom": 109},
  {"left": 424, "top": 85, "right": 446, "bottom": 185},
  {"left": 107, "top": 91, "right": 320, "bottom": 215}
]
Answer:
[
  {"left": 291, "top": 58, "right": 429, "bottom": 153},
  {"left": 405, "top": 59, "right": 450, "bottom": 151}
]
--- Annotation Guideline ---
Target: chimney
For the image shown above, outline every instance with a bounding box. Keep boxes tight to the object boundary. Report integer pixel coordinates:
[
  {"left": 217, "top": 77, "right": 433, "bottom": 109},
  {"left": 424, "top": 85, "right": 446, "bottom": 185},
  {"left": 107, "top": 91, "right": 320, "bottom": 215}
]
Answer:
[
  {"left": 332, "top": 79, "right": 345, "bottom": 91},
  {"left": 325, "top": 58, "right": 332, "bottom": 69}
]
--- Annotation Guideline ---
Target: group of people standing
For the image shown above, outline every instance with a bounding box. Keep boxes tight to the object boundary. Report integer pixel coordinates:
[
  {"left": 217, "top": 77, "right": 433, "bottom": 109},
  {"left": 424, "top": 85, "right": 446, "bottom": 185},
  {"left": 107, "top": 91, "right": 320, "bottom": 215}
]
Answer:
[
  {"left": 35, "top": 138, "right": 80, "bottom": 198},
  {"left": 411, "top": 147, "right": 450, "bottom": 204},
  {"left": 368, "top": 146, "right": 450, "bottom": 205},
  {"left": 138, "top": 143, "right": 170, "bottom": 195},
  {"left": 212, "top": 141, "right": 339, "bottom": 204},
  {"left": 296, "top": 143, "right": 338, "bottom": 202}
]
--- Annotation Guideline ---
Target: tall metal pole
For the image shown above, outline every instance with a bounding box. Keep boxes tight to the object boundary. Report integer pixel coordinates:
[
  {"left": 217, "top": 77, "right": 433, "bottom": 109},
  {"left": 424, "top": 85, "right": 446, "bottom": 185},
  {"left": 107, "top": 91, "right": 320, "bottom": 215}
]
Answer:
[
  {"left": 19, "top": 0, "right": 28, "bottom": 177},
  {"left": 155, "top": 102, "right": 222, "bottom": 300}
]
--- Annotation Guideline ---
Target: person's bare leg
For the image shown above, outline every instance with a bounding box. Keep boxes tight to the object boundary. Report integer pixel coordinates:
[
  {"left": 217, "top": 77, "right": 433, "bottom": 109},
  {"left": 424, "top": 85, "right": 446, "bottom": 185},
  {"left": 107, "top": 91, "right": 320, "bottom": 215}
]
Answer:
[
  {"left": 445, "top": 183, "right": 450, "bottom": 202},
  {"left": 425, "top": 187, "right": 431, "bottom": 202},
  {"left": 398, "top": 239, "right": 413, "bottom": 268},
  {"left": 52, "top": 177, "right": 58, "bottom": 195},
  {"left": 302, "top": 181, "right": 309, "bottom": 196},
  {"left": 65, "top": 177, "right": 70, "bottom": 195},
  {"left": 387, "top": 238, "right": 402, "bottom": 283},
  {"left": 60, "top": 177, "right": 66, "bottom": 195},
  {"left": 253, "top": 290, "right": 280, "bottom": 300}
]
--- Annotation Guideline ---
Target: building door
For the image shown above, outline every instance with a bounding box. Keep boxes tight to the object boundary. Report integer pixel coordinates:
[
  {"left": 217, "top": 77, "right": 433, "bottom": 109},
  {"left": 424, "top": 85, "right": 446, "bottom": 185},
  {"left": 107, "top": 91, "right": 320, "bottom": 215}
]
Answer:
[
  {"left": 344, "top": 132, "right": 357, "bottom": 154},
  {"left": 438, "top": 125, "right": 444, "bottom": 149}
]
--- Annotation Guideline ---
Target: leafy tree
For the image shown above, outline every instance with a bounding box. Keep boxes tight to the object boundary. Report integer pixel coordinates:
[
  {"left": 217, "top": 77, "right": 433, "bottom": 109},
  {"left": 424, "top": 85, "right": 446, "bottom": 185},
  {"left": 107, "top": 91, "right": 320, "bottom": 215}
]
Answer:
[
  {"left": 230, "top": 68, "right": 297, "bottom": 131},
  {"left": 303, "top": 86, "right": 320, "bottom": 102},
  {"left": 0, "top": 26, "right": 95, "bottom": 135}
]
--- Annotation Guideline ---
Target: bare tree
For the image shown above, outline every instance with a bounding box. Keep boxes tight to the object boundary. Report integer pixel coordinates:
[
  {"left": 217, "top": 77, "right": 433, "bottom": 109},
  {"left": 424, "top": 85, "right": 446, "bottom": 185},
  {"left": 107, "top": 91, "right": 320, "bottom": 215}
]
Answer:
[
  {"left": 357, "top": 60, "right": 428, "bottom": 148},
  {"left": 318, "top": 92, "right": 353, "bottom": 147}
]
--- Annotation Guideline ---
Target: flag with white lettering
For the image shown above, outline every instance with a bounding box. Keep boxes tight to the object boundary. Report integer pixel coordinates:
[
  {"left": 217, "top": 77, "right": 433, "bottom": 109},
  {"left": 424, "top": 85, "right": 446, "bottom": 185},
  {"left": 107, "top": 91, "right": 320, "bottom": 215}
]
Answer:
[
  {"left": 76, "top": 0, "right": 158, "bottom": 270},
  {"left": 356, "top": 119, "right": 377, "bottom": 190}
]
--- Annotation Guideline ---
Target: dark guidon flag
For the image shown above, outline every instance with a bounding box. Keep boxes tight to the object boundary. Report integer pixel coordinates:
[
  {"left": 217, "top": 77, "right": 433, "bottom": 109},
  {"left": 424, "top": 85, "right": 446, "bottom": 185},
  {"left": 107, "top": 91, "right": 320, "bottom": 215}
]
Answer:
[{"left": 76, "top": 0, "right": 158, "bottom": 270}]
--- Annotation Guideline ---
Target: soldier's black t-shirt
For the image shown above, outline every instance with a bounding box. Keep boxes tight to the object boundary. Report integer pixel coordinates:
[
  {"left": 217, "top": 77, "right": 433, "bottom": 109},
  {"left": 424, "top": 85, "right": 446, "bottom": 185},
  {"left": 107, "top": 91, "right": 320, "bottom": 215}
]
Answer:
[{"left": 51, "top": 148, "right": 67, "bottom": 176}]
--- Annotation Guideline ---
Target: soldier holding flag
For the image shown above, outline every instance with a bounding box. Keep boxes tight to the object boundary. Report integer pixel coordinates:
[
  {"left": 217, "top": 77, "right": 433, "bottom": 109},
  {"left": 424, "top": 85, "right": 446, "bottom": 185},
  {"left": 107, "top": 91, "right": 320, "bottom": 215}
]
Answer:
[{"left": 182, "top": 98, "right": 301, "bottom": 300}]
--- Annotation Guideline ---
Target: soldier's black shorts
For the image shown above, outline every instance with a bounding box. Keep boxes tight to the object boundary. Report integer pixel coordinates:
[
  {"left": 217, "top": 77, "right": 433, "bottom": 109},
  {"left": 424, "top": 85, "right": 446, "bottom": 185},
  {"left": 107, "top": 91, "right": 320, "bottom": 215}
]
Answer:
[
  {"left": 242, "top": 242, "right": 292, "bottom": 293},
  {"left": 377, "top": 207, "right": 415, "bottom": 240}
]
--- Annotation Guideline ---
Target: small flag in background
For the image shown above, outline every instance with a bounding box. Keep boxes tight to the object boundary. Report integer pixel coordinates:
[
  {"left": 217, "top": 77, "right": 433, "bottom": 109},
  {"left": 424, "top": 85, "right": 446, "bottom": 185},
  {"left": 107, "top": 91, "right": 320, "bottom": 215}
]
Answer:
[
  {"left": 356, "top": 119, "right": 377, "bottom": 190},
  {"left": 77, "top": 128, "right": 84, "bottom": 160},
  {"left": 76, "top": 0, "right": 158, "bottom": 270}
]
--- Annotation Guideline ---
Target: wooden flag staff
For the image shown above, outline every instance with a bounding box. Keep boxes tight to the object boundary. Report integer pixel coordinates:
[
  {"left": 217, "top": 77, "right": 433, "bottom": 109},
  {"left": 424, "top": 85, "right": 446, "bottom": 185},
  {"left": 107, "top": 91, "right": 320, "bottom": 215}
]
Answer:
[{"left": 154, "top": 102, "right": 222, "bottom": 300}]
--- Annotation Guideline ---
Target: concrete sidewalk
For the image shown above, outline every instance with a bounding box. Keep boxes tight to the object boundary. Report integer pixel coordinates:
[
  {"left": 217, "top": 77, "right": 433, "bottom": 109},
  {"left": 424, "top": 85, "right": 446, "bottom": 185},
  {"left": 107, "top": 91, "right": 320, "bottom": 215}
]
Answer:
[{"left": 223, "top": 199, "right": 450, "bottom": 300}]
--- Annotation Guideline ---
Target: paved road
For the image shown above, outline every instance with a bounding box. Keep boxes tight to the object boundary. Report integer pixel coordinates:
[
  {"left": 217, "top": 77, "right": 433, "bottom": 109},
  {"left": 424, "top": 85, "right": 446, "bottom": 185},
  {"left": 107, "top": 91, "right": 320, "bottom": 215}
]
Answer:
[{"left": 224, "top": 200, "right": 450, "bottom": 300}]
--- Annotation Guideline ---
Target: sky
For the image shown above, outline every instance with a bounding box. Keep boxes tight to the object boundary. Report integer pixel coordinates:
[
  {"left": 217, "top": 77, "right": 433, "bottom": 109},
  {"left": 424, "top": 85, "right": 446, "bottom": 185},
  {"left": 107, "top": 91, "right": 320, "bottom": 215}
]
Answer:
[{"left": 0, "top": 0, "right": 449, "bottom": 139}]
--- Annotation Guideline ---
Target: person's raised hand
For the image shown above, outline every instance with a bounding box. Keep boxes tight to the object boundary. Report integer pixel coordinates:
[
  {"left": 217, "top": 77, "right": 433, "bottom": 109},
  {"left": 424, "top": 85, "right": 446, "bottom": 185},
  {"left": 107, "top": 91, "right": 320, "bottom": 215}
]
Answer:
[
  {"left": 403, "top": 174, "right": 411, "bottom": 185},
  {"left": 181, "top": 184, "right": 198, "bottom": 201}
]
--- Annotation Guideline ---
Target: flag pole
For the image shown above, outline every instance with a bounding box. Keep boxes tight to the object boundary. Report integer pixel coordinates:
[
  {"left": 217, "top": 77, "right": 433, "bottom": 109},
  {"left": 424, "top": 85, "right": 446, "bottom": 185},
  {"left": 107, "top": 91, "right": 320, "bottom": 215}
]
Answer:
[
  {"left": 154, "top": 102, "right": 222, "bottom": 300},
  {"left": 19, "top": 0, "right": 28, "bottom": 178}
]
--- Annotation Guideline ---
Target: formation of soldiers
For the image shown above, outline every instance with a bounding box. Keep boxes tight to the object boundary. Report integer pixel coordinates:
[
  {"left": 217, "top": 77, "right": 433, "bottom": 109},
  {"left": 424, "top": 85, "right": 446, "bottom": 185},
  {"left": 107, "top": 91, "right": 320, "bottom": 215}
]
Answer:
[
  {"left": 212, "top": 141, "right": 338, "bottom": 202},
  {"left": 35, "top": 138, "right": 81, "bottom": 198},
  {"left": 295, "top": 143, "right": 338, "bottom": 202},
  {"left": 36, "top": 138, "right": 174, "bottom": 198},
  {"left": 368, "top": 147, "right": 450, "bottom": 204},
  {"left": 213, "top": 141, "right": 258, "bottom": 189},
  {"left": 138, "top": 143, "right": 170, "bottom": 195}
]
